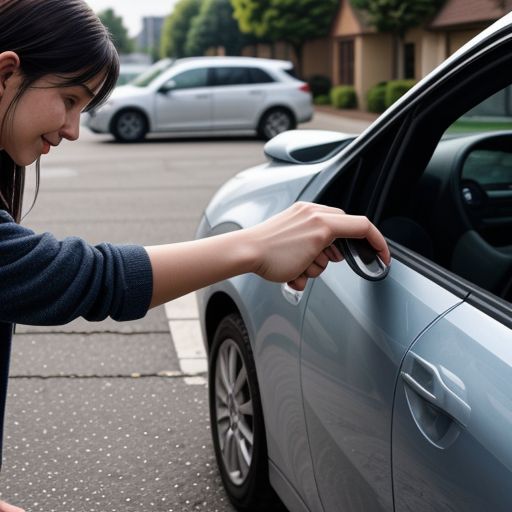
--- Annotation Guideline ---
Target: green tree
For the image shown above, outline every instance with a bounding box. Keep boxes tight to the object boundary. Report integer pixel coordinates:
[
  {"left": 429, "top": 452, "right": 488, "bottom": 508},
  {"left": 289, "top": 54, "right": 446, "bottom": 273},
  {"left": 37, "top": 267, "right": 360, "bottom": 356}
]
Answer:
[
  {"left": 231, "top": 0, "right": 338, "bottom": 76},
  {"left": 98, "top": 8, "right": 132, "bottom": 54},
  {"left": 350, "top": 0, "right": 445, "bottom": 78},
  {"left": 185, "top": 0, "right": 249, "bottom": 56},
  {"left": 160, "top": 0, "right": 201, "bottom": 58}
]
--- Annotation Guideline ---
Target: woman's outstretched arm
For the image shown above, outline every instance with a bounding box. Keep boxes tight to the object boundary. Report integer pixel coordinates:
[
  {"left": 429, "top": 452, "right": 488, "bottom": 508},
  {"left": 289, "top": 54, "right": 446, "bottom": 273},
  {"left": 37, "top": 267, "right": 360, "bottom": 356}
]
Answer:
[{"left": 146, "top": 202, "right": 390, "bottom": 308}]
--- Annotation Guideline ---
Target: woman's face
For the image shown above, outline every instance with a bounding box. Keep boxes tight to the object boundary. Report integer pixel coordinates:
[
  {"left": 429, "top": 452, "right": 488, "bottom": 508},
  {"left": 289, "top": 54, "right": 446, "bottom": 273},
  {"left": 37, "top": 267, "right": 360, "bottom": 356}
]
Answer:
[{"left": 0, "top": 70, "right": 105, "bottom": 166}]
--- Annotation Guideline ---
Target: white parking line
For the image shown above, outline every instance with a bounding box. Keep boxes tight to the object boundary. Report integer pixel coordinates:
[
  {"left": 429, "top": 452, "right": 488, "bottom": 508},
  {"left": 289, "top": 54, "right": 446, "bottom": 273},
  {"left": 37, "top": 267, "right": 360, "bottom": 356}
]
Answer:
[{"left": 165, "top": 293, "right": 207, "bottom": 386}]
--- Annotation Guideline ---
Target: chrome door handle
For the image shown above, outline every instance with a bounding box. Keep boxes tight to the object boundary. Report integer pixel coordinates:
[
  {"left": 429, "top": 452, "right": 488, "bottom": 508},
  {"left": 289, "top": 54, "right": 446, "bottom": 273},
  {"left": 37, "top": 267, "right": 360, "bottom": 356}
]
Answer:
[
  {"left": 281, "top": 283, "right": 304, "bottom": 305},
  {"left": 401, "top": 352, "right": 471, "bottom": 427}
]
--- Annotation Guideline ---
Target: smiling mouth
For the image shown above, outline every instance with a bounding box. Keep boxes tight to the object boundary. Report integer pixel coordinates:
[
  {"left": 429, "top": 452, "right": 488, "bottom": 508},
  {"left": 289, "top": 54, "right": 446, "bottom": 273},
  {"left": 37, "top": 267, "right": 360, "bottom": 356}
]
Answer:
[{"left": 41, "top": 137, "right": 51, "bottom": 154}]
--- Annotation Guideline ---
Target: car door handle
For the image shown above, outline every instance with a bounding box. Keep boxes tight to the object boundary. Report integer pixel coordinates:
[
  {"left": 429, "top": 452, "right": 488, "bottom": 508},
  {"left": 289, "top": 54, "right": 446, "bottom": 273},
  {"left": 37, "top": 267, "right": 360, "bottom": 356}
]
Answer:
[
  {"left": 194, "top": 93, "right": 210, "bottom": 99},
  {"left": 401, "top": 352, "right": 471, "bottom": 427},
  {"left": 281, "top": 283, "right": 304, "bottom": 305},
  {"left": 249, "top": 90, "right": 263, "bottom": 95}
]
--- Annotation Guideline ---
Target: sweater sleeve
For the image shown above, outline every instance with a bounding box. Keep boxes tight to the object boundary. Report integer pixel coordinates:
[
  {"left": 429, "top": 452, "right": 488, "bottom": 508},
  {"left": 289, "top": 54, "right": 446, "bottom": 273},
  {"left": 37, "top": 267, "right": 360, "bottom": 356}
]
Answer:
[{"left": 0, "top": 210, "right": 153, "bottom": 325}]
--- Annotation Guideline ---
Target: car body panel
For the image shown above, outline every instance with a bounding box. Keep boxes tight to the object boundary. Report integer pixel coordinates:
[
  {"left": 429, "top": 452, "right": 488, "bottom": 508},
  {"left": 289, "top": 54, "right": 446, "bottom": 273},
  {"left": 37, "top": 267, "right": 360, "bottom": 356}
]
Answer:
[
  {"left": 393, "top": 301, "right": 512, "bottom": 512},
  {"left": 301, "top": 260, "right": 463, "bottom": 511},
  {"left": 203, "top": 161, "right": 325, "bottom": 229},
  {"left": 154, "top": 86, "right": 213, "bottom": 130}
]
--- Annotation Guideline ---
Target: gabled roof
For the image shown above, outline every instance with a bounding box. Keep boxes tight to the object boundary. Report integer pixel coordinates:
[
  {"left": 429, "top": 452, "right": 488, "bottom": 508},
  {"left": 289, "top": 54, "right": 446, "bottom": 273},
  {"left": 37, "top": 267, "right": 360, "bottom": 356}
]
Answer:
[{"left": 430, "top": 0, "right": 512, "bottom": 29}]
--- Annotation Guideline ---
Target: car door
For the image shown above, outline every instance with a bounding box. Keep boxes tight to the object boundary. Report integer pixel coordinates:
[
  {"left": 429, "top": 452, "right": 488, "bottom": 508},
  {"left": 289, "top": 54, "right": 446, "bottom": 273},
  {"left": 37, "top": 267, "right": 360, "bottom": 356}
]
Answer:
[
  {"left": 210, "top": 66, "right": 269, "bottom": 130},
  {"left": 393, "top": 300, "right": 512, "bottom": 511},
  {"left": 300, "top": 254, "right": 463, "bottom": 512},
  {"left": 154, "top": 67, "right": 212, "bottom": 131}
]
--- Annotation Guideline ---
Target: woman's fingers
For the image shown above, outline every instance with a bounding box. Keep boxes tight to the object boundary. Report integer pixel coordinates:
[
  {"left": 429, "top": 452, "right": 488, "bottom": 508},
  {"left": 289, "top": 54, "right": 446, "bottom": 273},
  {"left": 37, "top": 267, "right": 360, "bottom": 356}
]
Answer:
[
  {"left": 287, "top": 275, "right": 308, "bottom": 291},
  {"left": 324, "top": 244, "right": 344, "bottom": 262},
  {"left": 322, "top": 212, "right": 391, "bottom": 265}
]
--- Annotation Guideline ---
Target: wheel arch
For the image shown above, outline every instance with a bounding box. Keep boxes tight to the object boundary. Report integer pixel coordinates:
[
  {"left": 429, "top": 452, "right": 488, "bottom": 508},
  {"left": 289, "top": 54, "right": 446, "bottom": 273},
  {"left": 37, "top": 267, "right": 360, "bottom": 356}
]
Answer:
[{"left": 204, "top": 292, "right": 242, "bottom": 353}]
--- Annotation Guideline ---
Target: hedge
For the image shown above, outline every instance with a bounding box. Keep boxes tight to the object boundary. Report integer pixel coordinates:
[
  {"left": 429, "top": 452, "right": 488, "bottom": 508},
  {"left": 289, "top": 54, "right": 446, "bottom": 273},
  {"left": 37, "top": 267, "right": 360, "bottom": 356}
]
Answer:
[
  {"left": 330, "top": 85, "right": 357, "bottom": 109},
  {"left": 366, "top": 81, "right": 388, "bottom": 113},
  {"left": 385, "top": 79, "right": 416, "bottom": 108},
  {"left": 314, "top": 94, "right": 331, "bottom": 105},
  {"left": 366, "top": 80, "right": 416, "bottom": 113},
  {"left": 308, "top": 75, "right": 332, "bottom": 98}
]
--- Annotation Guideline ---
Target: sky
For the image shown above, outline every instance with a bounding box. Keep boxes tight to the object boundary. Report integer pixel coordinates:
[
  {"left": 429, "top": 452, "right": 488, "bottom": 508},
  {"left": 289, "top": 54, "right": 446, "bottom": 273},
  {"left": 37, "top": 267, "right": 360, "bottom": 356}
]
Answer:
[{"left": 85, "top": 0, "right": 178, "bottom": 37}]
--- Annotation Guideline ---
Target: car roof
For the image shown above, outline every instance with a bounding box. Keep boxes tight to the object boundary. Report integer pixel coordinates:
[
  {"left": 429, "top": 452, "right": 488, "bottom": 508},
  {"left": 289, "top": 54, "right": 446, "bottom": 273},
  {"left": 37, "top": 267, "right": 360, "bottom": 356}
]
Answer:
[{"left": 172, "top": 56, "right": 293, "bottom": 69}]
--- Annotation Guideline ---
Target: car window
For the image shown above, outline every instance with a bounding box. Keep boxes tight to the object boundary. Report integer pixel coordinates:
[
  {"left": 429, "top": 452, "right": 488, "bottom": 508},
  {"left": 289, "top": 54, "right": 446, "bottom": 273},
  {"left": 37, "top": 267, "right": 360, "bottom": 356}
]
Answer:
[
  {"left": 131, "top": 58, "right": 174, "bottom": 87},
  {"left": 447, "top": 86, "right": 512, "bottom": 134},
  {"left": 213, "top": 67, "right": 251, "bottom": 86},
  {"left": 378, "top": 82, "right": 512, "bottom": 306},
  {"left": 249, "top": 67, "right": 275, "bottom": 84},
  {"left": 283, "top": 67, "right": 297, "bottom": 79},
  {"left": 212, "top": 66, "right": 276, "bottom": 86},
  {"left": 168, "top": 68, "right": 209, "bottom": 89}
]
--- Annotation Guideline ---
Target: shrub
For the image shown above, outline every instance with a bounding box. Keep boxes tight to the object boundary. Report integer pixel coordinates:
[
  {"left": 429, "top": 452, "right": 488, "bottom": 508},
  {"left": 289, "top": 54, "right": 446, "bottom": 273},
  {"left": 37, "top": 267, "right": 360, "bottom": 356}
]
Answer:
[
  {"left": 366, "top": 81, "right": 387, "bottom": 113},
  {"left": 314, "top": 94, "right": 331, "bottom": 105},
  {"left": 330, "top": 85, "right": 357, "bottom": 109},
  {"left": 308, "top": 75, "right": 332, "bottom": 97},
  {"left": 384, "top": 79, "right": 415, "bottom": 108}
]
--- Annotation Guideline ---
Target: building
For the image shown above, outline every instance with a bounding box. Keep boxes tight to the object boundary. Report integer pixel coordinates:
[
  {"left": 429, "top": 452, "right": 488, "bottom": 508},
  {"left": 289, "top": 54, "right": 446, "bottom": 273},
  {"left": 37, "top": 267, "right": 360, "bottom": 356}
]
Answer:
[
  {"left": 136, "top": 16, "right": 165, "bottom": 59},
  {"left": 243, "top": 0, "right": 512, "bottom": 110}
]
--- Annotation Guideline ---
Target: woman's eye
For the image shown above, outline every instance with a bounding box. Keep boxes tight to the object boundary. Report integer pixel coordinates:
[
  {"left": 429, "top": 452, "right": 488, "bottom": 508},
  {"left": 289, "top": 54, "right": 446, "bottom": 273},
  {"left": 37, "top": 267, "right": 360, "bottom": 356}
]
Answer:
[{"left": 65, "top": 97, "right": 77, "bottom": 108}]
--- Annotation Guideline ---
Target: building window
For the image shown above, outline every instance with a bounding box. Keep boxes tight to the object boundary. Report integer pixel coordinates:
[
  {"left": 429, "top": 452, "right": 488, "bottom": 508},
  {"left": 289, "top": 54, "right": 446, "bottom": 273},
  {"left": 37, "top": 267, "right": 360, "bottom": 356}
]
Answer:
[
  {"left": 339, "top": 39, "right": 354, "bottom": 85},
  {"left": 404, "top": 43, "right": 415, "bottom": 79}
]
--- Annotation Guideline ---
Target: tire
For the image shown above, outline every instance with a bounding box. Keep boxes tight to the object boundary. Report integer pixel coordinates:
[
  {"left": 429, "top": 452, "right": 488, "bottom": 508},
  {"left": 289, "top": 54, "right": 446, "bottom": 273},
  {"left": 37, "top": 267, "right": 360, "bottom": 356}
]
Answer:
[
  {"left": 209, "top": 314, "right": 286, "bottom": 511},
  {"left": 111, "top": 109, "right": 148, "bottom": 142},
  {"left": 258, "top": 108, "right": 295, "bottom": 140}
]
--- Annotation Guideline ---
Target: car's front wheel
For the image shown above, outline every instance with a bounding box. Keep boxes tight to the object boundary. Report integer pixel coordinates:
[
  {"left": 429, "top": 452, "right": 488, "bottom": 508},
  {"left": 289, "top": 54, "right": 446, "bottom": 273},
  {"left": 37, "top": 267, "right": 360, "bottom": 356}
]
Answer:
[
  {"left": 209, "top": 314, "right": 285, "bottom": 511},
  {"left": 111, "top": 109, "right": 148, "bottom": 142},
  {"left": 258, "top": 108, "right": 295, "bottom": 140}
]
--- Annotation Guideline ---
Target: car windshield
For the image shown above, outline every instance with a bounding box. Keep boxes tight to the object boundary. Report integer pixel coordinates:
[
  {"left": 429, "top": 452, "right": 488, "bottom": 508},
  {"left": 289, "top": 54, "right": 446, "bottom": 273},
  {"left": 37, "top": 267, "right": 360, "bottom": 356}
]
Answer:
[{"left": 130, "top": 58, "right": 175, "bottom": 87}]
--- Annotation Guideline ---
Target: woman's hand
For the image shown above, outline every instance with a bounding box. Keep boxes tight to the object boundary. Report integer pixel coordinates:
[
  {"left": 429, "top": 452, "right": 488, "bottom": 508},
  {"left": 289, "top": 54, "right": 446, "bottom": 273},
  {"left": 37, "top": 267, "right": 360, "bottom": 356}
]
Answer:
[{"left": 244, "top": 202, "right": 390, "bottom": 291}]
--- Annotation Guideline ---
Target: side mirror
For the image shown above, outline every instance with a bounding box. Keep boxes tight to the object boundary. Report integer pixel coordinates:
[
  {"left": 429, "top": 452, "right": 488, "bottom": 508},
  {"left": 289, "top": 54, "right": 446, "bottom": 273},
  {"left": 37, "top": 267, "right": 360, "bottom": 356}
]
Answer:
[
  {"left": 158, "top": 80, "right": 176, "bottom": 94},
  {"left": 335, "top": 238, "right": 390, "bottom": 281},
  {"left": 264, "top": 130, "right": 355, "bottom": 164}
]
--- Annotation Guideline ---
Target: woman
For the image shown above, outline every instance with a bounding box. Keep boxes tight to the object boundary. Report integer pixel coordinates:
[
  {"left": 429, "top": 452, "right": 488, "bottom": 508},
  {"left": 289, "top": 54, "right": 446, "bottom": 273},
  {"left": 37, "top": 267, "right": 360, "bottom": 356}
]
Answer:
[{"left": 0, "top": 1, "right": 390, "bottom": 510}]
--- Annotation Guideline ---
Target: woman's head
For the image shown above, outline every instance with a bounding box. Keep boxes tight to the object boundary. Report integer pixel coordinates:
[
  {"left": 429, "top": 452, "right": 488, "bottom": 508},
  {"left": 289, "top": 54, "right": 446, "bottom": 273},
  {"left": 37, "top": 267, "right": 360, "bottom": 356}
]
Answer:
[{"left": 0, "top": 0, "right": 119, "bottom": 165}]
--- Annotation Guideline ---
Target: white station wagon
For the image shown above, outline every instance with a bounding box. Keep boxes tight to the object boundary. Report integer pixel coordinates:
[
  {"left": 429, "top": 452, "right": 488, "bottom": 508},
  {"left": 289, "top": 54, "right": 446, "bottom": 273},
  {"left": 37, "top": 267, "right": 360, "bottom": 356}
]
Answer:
[{"left": 83, "top": 56, "right": 314, "bottom": 142}]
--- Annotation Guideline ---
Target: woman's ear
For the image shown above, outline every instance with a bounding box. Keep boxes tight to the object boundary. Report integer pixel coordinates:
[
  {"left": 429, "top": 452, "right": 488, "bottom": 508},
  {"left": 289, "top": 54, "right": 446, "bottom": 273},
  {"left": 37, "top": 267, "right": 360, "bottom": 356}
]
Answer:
[{"left": 0, "top": 51, "right": 20, "bottom": 97}]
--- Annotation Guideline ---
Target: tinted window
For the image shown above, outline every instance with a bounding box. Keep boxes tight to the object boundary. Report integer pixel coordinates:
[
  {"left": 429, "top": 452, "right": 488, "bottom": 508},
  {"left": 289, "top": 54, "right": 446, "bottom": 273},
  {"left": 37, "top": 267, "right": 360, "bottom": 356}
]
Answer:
[
  {"left": 249, "top": 67, "right": 275, "bottom": 84},
  {"left": 168, "top": 68, "right": 208, "bottom": 89},
  {"left": 214, "top": 67, "right": 251, "bottom": 86}
]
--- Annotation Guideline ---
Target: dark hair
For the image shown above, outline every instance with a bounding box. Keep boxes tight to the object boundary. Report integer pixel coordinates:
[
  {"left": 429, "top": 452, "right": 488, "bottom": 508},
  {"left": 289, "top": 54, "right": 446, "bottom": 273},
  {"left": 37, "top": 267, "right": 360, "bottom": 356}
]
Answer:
[{"left": 0, "top": 0, "right": 120, "bottom": 221}]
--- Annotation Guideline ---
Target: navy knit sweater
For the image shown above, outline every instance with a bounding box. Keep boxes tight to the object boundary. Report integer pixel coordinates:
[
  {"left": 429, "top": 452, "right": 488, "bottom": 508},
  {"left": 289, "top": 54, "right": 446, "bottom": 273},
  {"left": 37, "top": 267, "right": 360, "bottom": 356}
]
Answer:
[{"left": 0, "top": 209, "right": 153, "bottom": 464}]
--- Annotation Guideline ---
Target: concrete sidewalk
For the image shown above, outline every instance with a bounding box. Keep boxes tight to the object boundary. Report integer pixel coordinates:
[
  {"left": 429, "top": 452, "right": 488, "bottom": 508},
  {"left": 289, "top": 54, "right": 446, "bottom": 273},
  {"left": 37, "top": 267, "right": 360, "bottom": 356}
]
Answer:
[
  {"left": 300, "top": 105, "right": 380, "bottom": 134},
  {"left": 314, "top": 105, "right": 380, "bottom": 123}
]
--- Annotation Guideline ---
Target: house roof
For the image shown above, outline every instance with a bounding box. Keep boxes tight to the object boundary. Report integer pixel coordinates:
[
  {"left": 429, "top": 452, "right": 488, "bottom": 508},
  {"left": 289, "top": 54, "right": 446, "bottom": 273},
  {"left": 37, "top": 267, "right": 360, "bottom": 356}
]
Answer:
[{"left": 430, "top": 0, "right": 512, "bottom": 29}]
